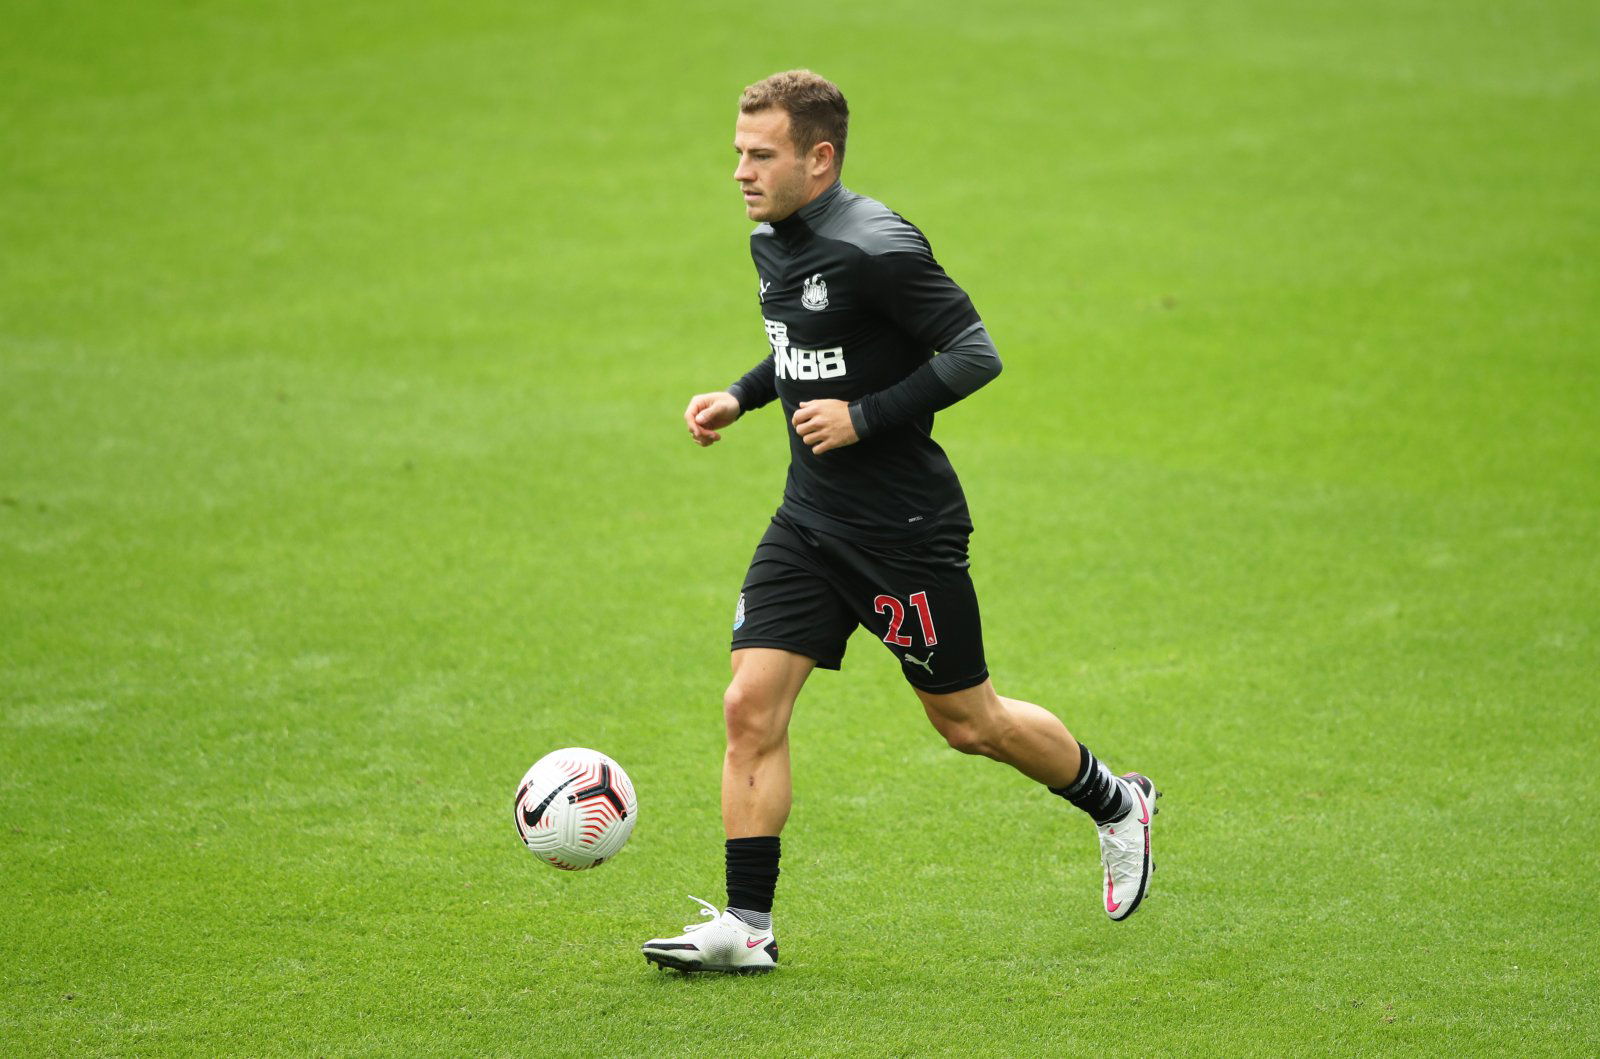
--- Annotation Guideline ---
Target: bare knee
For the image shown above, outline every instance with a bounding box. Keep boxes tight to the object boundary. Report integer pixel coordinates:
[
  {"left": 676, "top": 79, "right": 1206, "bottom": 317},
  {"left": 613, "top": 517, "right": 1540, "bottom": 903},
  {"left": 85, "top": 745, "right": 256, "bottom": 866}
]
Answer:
[
  {"left": 723, "top": 681, "right": 785, "bottom": 757},
  {"left": 921, "top": 681, "right": 1014, "bottom": 759},
  {"left": 930, "top": 713, "right": 1012, "bottom": 758},
  {"left": 940, "top": 720, "right": 989, "bottom": 756}
]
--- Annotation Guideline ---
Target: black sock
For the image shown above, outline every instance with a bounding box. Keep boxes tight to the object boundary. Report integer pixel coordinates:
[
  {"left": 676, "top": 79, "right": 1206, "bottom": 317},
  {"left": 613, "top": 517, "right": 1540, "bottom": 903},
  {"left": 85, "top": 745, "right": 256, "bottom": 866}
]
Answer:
[
  {"left": 726, "top": 836, "right": 780, "bottom": 929},
  {"left": 1049, "top": 742, "right": 1132, "bottom": 826}
]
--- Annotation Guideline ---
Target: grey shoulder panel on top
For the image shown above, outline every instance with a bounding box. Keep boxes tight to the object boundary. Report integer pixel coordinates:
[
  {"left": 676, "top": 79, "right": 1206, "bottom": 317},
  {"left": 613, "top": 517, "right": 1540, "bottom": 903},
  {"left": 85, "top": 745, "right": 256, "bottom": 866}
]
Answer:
[{"left": 810, "top": 190, "right": 928, "bottom": 256}]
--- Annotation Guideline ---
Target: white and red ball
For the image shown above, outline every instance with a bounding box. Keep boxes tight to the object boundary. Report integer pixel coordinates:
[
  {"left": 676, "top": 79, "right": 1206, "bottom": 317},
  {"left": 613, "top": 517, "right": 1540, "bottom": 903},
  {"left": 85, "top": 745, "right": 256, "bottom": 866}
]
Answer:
[{"left": 514, "top": 748, "right": 637, "bottom": 870}]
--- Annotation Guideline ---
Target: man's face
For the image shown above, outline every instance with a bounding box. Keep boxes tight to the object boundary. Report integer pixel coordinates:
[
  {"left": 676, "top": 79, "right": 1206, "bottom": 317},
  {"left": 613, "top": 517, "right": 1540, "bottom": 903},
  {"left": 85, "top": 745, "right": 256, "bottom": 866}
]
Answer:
[{"left": 733, "top": 108, "right": 812, "bottom": 222}]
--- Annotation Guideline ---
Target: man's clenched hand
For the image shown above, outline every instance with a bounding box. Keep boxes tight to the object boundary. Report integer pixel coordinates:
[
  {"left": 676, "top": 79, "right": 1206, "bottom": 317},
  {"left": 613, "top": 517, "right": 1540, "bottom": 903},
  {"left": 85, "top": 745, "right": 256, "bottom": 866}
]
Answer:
[{"left": 791, "top": 399, "right": 859, "bottom": 455}]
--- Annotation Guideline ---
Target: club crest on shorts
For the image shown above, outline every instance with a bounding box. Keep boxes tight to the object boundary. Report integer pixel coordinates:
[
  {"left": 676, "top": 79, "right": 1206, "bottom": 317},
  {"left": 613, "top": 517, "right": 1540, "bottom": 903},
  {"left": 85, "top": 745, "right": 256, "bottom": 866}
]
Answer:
[
  {"left": 733, "top": 592, "right": 746, "bottom": 630},
  {"left": 801, "top": 273, "right": 828, "bottom": 311}
]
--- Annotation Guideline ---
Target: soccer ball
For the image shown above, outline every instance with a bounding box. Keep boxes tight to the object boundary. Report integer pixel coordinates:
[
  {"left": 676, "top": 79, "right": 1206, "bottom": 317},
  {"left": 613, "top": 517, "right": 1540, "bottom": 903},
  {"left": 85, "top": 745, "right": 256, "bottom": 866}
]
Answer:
[{"left": 514, "top": 748, "right": 638, "bottom": 870}]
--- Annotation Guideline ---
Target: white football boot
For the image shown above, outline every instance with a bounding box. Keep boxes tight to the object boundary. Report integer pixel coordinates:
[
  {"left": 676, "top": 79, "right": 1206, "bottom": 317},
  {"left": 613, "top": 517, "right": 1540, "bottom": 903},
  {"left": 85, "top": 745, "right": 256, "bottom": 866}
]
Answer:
[
  {"left": 1099, "top": 772, "right": 1159, "bottom": 921},
  {"left": 642, "top": 896, "right": 778, "bottom": 974}
]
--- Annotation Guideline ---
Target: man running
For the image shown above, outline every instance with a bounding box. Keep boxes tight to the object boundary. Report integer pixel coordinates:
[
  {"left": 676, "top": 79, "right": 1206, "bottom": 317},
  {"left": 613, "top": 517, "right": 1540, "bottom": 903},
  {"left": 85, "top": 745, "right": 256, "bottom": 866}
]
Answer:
[{"left": 643, "top": 70, "right": 1157, "bottom": 975}]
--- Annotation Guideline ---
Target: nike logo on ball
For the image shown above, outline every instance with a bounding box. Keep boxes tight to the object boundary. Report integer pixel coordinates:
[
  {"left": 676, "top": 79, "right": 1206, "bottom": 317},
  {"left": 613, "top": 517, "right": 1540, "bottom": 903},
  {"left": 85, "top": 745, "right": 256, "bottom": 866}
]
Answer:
[{"left": 522, "top": 777, "right": 576, "bottom": 829}]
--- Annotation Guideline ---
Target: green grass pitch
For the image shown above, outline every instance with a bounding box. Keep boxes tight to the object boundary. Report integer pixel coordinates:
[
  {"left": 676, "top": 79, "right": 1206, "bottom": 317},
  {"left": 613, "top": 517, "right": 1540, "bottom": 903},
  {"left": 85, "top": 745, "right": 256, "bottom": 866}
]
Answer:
[{"left": 4, "top": 1, "right": 1597, "bottom": 1054}]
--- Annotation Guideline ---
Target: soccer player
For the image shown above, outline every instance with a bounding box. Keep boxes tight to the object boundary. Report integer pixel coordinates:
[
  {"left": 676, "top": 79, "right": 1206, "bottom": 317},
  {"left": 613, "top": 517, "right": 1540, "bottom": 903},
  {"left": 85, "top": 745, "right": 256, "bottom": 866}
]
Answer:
[{"left": 643, "top": 71, "right": 1158, "bottom": 975}]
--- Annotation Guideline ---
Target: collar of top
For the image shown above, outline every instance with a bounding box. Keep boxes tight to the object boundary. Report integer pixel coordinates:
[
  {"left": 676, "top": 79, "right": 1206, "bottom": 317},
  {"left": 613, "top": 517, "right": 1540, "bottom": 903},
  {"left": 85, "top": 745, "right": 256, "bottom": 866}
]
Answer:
[{"left": 771, "top": 180, "right": 844, "bottom": 241}]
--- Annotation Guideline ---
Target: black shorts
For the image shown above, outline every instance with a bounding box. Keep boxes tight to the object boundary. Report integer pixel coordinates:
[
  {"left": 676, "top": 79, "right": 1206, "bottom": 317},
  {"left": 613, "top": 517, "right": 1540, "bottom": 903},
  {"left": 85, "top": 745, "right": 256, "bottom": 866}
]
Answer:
[{"left": 730, "top": 514, "right": 989, "bottom": 694}]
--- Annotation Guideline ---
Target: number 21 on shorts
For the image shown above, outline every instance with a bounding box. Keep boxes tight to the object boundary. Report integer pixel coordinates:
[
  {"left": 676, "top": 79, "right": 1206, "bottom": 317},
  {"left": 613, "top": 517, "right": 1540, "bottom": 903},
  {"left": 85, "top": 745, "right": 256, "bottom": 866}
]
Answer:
[{"left": 874, "top": 591, "right": 938, "bottom": 648}]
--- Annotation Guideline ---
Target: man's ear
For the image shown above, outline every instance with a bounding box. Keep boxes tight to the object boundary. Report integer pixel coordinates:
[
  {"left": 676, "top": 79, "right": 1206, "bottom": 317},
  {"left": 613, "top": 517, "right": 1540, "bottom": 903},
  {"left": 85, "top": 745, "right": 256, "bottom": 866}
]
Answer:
[{"left": 810, "top": 141, "right": 836, "bottom": 177}]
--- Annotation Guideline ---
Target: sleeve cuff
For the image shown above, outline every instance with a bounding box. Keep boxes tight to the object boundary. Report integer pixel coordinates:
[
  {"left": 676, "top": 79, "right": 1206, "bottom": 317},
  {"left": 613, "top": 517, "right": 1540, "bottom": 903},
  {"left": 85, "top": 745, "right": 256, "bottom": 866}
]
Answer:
[{"left": 848, "top": 401, "right": 872, "bottom": 441}]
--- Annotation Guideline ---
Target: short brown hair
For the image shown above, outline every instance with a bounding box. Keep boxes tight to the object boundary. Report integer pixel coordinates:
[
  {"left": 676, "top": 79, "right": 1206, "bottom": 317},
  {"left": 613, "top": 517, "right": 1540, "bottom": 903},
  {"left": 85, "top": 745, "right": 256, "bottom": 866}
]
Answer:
[{"left": 740, "top": 70, "right": 849, "bottom": 172}]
